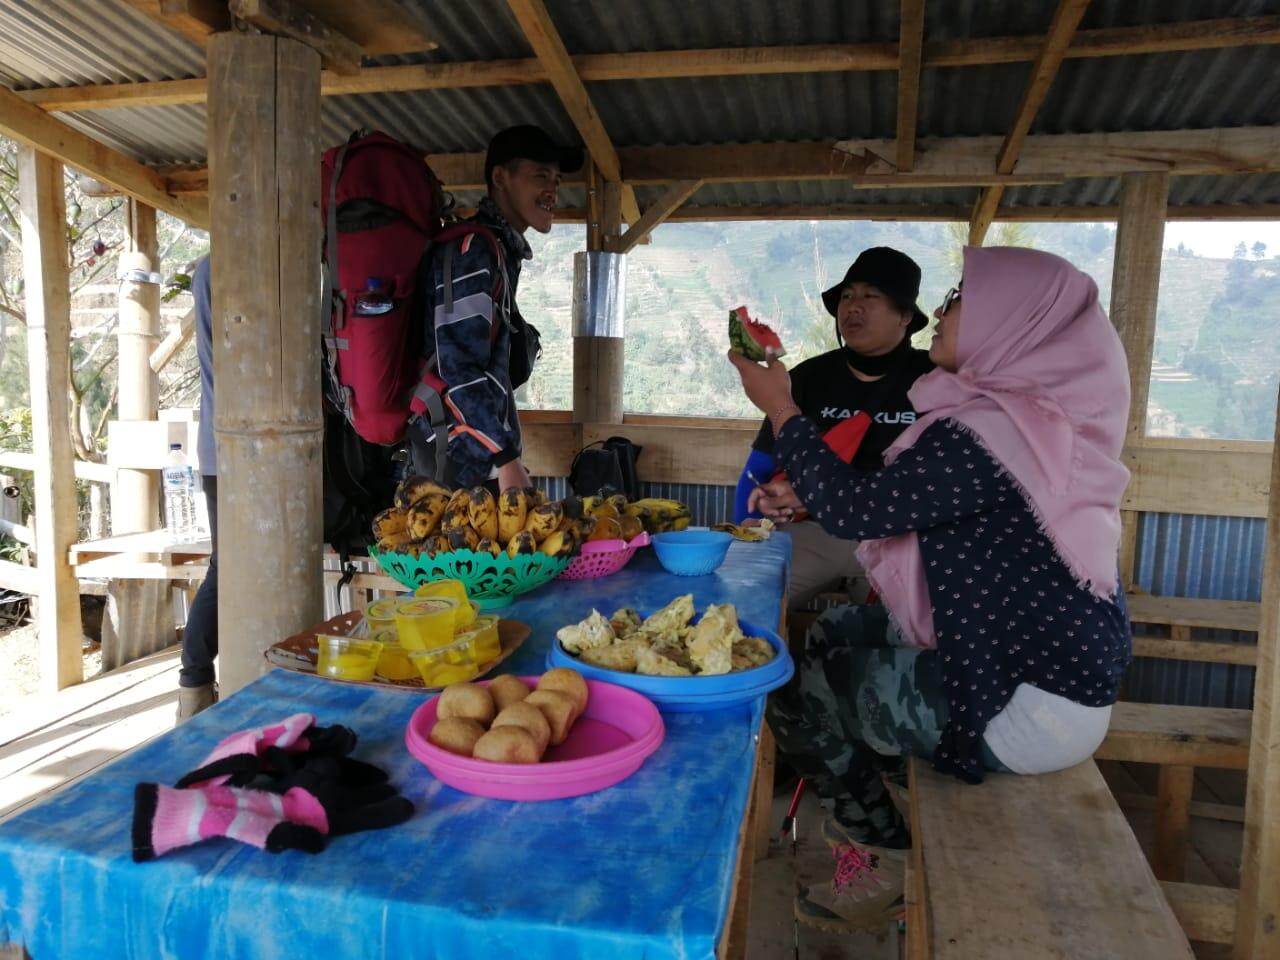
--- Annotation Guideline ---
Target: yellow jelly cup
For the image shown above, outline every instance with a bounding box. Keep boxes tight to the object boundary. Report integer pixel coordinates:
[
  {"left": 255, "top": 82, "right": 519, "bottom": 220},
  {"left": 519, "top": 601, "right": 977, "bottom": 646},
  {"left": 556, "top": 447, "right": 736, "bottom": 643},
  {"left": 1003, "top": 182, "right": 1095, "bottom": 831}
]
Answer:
[
  {"left": 315, "top": 634, "right": 383, "bottom": 682},
  {"left": 414, "top": 578, "right": 469, "bottom": 607},
  {"left": 457, "top": 615, "right": 501, "bottom": 664},
  {"left": 409, "top": 637, "right": 479, "bottom": 688},
  {"left": 371, "top": 630, "right": 418, "bottom": 681},
  {"left": 394, "top": 597, "right": 459, "bottom": 651},
  {"left": 365, "top": 598, "right": 402, "bottom": 635}
]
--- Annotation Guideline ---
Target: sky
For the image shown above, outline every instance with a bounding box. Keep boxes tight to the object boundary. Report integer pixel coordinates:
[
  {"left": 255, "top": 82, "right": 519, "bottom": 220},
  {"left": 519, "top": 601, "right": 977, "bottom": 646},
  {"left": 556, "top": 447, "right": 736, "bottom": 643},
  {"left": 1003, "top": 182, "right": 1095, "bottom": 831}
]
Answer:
[{"left": 1162, "top": 221, "right": 1280, "bottom": 259}]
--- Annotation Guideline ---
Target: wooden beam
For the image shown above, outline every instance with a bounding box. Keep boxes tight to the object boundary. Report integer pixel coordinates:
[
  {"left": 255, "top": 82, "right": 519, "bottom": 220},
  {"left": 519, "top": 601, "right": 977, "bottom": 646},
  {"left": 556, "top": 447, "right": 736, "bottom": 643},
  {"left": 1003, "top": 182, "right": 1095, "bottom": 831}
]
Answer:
[
  {"left": 283, "top": 0, "right": 435, "bottom": 55},
  {"left": 21, "top": 16, "right": 1280, "bottom": 111},
  {"left": 504, "top": 0, "right": 617, "bottom": 181},
  {"left": 1236, "top": 366, "right": 1280, "bottom": 956},
  {"left": 0, "top": 84, "right": 207, "bottom": 228},
  {"left": 613, "top": 180, "right": 702, "bottom": 253},
  {"left": 208, "top": 33, "right": 325, "bottom": 695},
  {"left": 150, "top": 308, "right": 196, "bottom": 373},
  {"left": 1161, "top": 883, "right": 1237, "bottom": 946},
  {"left": 1123, "top": 443, "right": 1270, "bottom": 518},
  {"left": 970, "top": 0, "right": 1090, "bottom": 244},
  {"left": 17, "top": 148, "right": 84, "bottom": 691},
  {"left": 121, "top": 0, "right": 228, "bottom": 47},
  {"left": 896, "top": 0, "right": 926, "bottom": 172},
  {"left": 229, "top": 0, "right": 362, "bottom": 76}
]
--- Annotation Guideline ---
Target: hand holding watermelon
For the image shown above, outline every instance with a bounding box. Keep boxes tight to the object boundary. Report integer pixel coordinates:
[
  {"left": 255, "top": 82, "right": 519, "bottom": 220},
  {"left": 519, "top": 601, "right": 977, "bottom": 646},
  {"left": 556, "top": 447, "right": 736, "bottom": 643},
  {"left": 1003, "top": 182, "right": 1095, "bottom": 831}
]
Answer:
[{"left": 728, "top": 306, "right": 786, "bottom": 361}]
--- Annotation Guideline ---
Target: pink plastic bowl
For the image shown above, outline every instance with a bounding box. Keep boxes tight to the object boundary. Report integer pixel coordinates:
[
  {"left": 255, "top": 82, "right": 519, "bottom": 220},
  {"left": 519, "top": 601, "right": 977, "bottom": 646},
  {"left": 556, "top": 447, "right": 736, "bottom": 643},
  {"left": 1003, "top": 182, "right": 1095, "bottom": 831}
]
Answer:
[
  {"left": 557, "top": 532, "right": 651, "bottom": 581},
  {"left": 404, "top": 676, "right": 665, "bottom": 801}
]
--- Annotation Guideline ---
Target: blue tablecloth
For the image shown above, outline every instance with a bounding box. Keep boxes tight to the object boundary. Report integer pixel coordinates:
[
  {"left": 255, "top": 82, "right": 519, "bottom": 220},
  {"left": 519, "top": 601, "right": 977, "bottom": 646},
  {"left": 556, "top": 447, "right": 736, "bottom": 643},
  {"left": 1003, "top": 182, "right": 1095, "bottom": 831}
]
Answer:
[{"left": 0, "top": 537, "right": 791, "bottom": 960}]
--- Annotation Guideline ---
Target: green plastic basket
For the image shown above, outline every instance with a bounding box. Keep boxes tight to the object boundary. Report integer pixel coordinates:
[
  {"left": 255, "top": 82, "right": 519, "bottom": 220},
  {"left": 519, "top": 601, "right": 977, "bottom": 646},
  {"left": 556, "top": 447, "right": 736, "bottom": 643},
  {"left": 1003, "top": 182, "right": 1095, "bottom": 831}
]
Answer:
[{"left": 369, "top": 546, "right": 572, "bottom": 611}]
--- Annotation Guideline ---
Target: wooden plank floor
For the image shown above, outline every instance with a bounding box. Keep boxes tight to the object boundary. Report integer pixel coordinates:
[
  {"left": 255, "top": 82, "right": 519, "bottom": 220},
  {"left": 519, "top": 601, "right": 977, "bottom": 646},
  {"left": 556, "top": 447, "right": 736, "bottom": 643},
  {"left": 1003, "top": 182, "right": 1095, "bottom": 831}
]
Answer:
[{"left": 0, "top": 645, "right": 180, "bottom": 823}]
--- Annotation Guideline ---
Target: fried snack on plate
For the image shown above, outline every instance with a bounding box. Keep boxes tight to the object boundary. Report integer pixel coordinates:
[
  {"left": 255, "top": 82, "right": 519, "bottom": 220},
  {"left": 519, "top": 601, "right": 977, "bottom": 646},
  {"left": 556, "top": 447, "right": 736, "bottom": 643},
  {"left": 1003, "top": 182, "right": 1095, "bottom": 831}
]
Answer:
[
  {"left": 555, "top": 610, "right": 616, "bottom": 654},
  {"left": 491, "top": 701, "right": 551, "bottom": 755},
  {"left": 732, "top": 635, "right": 776, "bottom": 669},
  {"left": 635, "top": 645, "right": 693, "bottom": 677},
  {"left": 488, "top": 674, "right": 532, "bottom": 711},
  {"left": 436, "top": 682, "right": 496, "bottom": 726},
  {"left": 579, "top": 640, "right": 643, "bottom": 673},
  {"left": 524, "top": 690, "right": 577, "bottom": 746},
  {"left": 537, "top": 668, "right": 589, "bottom": 720},
  {"left": 688, "top": 606, "right": 739, "bottom": 676},
  {"left": 641, "top": 594, "right": 696, "bottom": 633},
  {"left": 609, "top": 608, "right": 643, "bottom": 636},
  {"left": 473, "top": 726, "right": 540, "bottom": 764},
  {"left": 428, "top": 717, "right": 487, "bottom": 757}
]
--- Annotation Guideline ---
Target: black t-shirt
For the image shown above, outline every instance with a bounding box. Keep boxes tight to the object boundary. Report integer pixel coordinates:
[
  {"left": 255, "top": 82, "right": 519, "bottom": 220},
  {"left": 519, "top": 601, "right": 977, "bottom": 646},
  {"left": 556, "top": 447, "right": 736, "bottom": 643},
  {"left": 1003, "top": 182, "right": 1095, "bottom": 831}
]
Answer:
[{"left": 753, "top": 347, "right": 935, "bottom": 473}]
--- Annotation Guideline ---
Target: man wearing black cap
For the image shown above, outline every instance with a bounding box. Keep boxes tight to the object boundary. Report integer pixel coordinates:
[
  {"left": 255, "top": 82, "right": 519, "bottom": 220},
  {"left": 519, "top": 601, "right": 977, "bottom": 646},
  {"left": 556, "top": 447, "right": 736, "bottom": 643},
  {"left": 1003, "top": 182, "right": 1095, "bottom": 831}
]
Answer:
[
  {"left": 735, "top": 246, "right": 934, "bottom": 608},
  {"left": 413, "top": 125, "right": 584, "bottom": 489}
]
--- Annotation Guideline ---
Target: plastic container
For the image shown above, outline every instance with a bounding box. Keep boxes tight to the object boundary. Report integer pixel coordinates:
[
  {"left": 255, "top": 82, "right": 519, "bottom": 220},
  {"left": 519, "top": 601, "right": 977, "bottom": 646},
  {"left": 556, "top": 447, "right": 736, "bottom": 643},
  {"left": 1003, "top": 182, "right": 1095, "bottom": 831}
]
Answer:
[
  {"left": 409, "top": 636, "right": 479, "bottom": 687},
  {"left": 370, "top": 546, "right": 570, "bottom": 611},
  {"left": 316, "top": 634, "right": 384, "bottom": 681},
  {"left": 353, "top": 276, "right": 393, "bottom": 316},
  {"left": 557, "top": 532, "right": 651, "bottom": 581},
  {"left": 405, "top": 676, "right": 665, "bottom": 801},
  {"left": 372, "top": 630, "right": 418, "bottom": 681},
  {"left": 365, "top": 598, "right": 401, "bottom": 635},
  {"left": 162, "top": 443, "right": 197, "bottom": 540},
  {"left": 456, "top": 615, "right": 500, "bottom": 663},
  {"left": 651, "top": 529, "right": 733, "bottom": 576},
  {"left": 546, "top": 616, "right": 794, "bottom": 712},
  {"left": 394, "top": 597, "right": 458, "bottom": 651},
  {"left": 414, "top": 578, "right": 469, "bottom": 607}
]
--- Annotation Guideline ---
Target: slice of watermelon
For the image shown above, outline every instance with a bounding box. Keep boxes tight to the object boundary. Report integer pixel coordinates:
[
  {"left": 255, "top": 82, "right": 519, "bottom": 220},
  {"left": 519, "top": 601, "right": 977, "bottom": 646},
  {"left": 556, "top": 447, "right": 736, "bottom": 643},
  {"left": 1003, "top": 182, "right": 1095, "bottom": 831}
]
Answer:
[{"left": 728, "top": 306, "right": 786, "bottom": 361}]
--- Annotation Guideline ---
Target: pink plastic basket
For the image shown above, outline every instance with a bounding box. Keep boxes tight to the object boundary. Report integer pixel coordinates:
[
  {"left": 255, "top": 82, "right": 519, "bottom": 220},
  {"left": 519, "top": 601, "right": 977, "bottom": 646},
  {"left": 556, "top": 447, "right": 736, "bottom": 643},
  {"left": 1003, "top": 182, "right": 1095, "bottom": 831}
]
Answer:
[
  {"left": 404, "top": 676, "right": 665, "bottom": 801},
  {"left": 556, "top": 532, "right": 651, "bottom": 581}
]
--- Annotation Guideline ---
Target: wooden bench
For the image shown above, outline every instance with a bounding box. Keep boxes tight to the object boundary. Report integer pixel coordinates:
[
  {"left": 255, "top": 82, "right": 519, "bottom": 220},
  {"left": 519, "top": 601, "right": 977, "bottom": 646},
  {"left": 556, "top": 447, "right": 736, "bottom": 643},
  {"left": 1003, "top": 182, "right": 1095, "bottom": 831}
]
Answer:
[
  {"left": 905, "top": 757, "right": 1195, "bottom": 959},
  {"left": 1094, "top": 701, "right": 1251, "bottom": 883}
]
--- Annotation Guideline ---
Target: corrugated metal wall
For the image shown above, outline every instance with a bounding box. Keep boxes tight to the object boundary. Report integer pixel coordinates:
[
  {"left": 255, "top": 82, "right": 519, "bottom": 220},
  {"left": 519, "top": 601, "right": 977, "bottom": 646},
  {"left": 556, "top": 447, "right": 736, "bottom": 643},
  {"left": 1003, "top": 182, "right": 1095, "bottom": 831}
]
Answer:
[
  {"left": 537, "top": 472, "right": 1267, "bottom": 710},
  {"left": 1127, "top": 512, "right": 1265, "bottom": 709}
]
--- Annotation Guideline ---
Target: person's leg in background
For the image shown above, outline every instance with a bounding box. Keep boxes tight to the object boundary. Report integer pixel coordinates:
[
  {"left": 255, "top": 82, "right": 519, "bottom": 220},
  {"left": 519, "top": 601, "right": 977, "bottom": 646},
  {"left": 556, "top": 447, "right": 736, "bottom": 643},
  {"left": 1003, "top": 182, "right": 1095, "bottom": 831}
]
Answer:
[
  {"left": 178, "top": 475, "right": 218, "bottom": 720},
  {"left": 780, "top": 520, "right": 862, "bottom": 610}
]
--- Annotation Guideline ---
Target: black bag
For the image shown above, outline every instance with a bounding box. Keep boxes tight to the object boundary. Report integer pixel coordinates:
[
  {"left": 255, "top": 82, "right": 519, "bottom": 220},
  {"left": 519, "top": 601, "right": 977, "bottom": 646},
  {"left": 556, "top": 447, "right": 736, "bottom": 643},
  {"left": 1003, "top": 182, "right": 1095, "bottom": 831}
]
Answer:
[
  {"left": 322, "top": 407, "right": 402, "bottom": 562},
  {"left": 569, "top": 436, "right": 643, "bottom": 500},
  {"left": 508, "top": 307, "right": 541, "bottom": 390}
]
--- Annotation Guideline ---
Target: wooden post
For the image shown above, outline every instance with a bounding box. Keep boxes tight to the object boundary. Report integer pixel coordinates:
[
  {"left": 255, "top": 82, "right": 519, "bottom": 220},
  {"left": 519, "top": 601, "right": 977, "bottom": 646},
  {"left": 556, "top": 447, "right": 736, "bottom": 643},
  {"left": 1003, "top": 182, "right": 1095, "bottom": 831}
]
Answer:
[
  {"left": 1235, "top": 381, "right": 1280, "bottom": 958},
  {"left": 115, "top": 200, "right": 161, "bottom": 534},
  {"left": 1109, "top": 171, "right": 1167, "bottom": 589},
  {"left": 17, "top": 147, "right": 83, "bottom": 690},
  {"left": 207, "top": 33, "right": 324, "bottom": 695}
]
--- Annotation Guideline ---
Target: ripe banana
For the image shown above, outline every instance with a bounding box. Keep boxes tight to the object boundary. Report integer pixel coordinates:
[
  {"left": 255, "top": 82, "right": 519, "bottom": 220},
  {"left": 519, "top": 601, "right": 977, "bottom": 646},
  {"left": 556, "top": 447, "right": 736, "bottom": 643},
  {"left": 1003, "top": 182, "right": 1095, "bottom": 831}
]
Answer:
[
  {"left": 440, "top": 505, "right": 470, "bottom": 535},
  {"left": 523, "top": 502, "right": 563, "bottom": 543},
  {"left": 561, "top": 494, "right": 585, "bottom": 520},
  {"left": 538, "top": 527, "right": 579, "bottom": 558},
  {"left": 395, "top": 475, "right": 452, "bottom": 510},
  {"left": 447, "top": 526, "right": 480, "bottom": 552},
  {"left": 497, "top": 487, "right": 529, "bottom": 542},
  {"left": 421, "top": 534, "right": 451, "bottom": 556},
  {"left": 475, "top": 537, "right": 502, "bottom": 557},
  {"left": 617, "top": 514, "right": 644, "bottom": 541},
  {"left": 376, "top": 530, "right": 415, "bottom": 553},
  {"left": 467, "top": 487, "right": 499, "bottom": 541},
  {"left": 603, "top": 493, "right": 628, "bottom": 515},
  {"left": 523, "top": 486, "right": 547, "bottom": 507},
  {"left": 624, "top": 498, "right": 693, "bottom": 534},
  {"left": 407, "top": 492, "right": 449, "bottom": 539},
  {"left": 506, "top": 530, "right": 537, "bottom": 557},
  {"left": 372, "top": 507, "right": 409, "bottom": 541},
  {"left": 587, "top": 516, "right": 622, "bottom": 542}
]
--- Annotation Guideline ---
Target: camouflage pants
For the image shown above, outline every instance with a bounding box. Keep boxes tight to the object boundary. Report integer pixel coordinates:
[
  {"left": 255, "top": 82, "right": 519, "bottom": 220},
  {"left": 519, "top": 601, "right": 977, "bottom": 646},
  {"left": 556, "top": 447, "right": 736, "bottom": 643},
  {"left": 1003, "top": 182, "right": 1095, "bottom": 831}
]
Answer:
[{"left": 766, "top": 604, "right": 1004, "bottom": 848}]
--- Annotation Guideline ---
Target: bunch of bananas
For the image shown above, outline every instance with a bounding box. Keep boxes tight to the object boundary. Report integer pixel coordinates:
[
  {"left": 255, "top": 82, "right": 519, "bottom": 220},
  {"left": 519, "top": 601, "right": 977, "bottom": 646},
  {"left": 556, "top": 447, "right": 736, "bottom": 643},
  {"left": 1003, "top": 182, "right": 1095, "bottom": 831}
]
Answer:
[
  {"left": 373, "top": 477, "right": 582, "bottom": 560},
  {"left": 623, "top": 498, "right": 693, "bottom": 534}
]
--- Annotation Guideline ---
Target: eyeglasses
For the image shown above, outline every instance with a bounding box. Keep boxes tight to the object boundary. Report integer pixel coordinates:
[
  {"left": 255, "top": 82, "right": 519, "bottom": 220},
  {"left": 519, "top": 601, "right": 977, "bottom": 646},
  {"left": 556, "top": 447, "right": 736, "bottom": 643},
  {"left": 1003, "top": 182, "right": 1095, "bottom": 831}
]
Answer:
[{"left": 940, "top": 287, "right": 962, "bottom": 315}]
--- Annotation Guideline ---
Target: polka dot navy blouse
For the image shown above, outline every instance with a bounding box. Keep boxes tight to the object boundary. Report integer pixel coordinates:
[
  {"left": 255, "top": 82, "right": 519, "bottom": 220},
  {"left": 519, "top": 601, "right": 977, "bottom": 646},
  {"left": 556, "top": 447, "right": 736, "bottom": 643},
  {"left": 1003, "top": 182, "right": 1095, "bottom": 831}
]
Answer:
[{"left": 775, "top": 415, "right": 1131, "bottom": 783}]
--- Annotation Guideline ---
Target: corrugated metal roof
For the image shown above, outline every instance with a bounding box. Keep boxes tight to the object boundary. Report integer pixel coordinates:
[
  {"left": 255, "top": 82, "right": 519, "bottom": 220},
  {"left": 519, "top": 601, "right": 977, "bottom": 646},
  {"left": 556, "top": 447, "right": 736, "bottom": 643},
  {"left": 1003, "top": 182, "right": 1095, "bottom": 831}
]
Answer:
[{"left": 2, "top": 0, "right": 1279, "bottom": 210}]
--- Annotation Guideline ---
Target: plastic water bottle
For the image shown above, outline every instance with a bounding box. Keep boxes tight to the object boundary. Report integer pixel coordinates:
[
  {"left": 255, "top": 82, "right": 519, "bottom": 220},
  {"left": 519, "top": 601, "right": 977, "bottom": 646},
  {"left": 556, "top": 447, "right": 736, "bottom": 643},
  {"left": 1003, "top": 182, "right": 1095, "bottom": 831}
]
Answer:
[
  {"left": 354, "top": 276, "right": 393, "bottom": 316},
  {"left": 163, "top": 443, "right": 196, "bottom": 540}
]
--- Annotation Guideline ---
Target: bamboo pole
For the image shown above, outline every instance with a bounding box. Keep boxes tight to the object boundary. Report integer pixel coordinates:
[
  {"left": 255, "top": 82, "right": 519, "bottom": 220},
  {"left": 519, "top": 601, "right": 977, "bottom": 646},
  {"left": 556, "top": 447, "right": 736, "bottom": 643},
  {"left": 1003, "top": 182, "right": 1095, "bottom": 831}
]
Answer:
[
  {"left": 115, "top": 201, "right": 161, "bottom": 534},
  {"left": 208, "top": 33, "right": 324, "bottom": 695},
  {"left": 17, "top": 148, "right": 83, "bottom": 690},
  {"left": 573, "top": 159, "right": 625, "bottom": 425}
]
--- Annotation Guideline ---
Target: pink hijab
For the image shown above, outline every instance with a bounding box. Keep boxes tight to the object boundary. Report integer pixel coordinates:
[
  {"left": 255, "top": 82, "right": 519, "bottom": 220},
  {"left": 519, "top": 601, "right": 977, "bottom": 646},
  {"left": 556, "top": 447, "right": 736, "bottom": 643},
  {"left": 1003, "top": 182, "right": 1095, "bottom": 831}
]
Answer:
[{"left": 857, "top": 246, "right": 1131, "bottom": 649}]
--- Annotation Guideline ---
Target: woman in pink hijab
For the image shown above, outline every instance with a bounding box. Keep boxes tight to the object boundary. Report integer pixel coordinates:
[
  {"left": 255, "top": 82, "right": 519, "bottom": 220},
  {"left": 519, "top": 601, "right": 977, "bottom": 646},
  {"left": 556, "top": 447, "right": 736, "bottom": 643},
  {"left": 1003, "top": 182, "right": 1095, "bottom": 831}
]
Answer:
[{"left": 729, "top": 246, "right": 1132, "bottom": 931}]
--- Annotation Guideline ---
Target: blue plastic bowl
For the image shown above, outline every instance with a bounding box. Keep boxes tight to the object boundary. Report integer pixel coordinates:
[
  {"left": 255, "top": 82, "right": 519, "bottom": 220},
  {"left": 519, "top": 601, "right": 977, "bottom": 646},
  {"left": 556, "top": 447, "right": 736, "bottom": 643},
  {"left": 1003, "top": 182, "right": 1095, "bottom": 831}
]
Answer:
[
  {"left": 651, "top": 529, "right": 733, "bottom": 577},
  {"left": 546, "top": 617, "right": 794, "bottom": 712}
]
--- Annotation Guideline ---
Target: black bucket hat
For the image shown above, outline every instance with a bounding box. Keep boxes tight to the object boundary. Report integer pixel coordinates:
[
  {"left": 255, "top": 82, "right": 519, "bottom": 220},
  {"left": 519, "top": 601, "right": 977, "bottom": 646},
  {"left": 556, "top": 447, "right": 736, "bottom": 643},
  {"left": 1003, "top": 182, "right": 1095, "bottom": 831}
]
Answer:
[
  {"left": 484, "top": 125, "right": 585, "bottom": 186},
  {"left": 821, "top": 246, "right": 930, "bottom": 335}
]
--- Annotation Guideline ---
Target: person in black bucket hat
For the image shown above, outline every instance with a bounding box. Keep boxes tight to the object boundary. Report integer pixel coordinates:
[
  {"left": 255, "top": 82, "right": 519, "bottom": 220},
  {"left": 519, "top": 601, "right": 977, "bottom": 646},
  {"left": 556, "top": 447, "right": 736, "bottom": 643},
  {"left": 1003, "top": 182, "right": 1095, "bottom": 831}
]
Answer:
[{"left": 731, "top": 245, "right": 935, "bottom": 611}]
